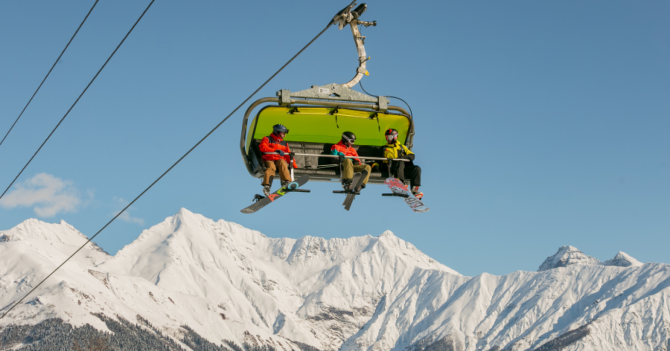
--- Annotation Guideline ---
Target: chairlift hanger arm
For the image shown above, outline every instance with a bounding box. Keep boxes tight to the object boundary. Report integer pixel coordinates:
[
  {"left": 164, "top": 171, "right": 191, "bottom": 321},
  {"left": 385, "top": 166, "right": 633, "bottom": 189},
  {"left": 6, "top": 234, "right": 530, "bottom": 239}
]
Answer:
[
  {"left": 279, "top": 3, "right": 387, "bottom": 107},
  {"left": 331, "top": 2, "right": 376, "bottom": 89}
]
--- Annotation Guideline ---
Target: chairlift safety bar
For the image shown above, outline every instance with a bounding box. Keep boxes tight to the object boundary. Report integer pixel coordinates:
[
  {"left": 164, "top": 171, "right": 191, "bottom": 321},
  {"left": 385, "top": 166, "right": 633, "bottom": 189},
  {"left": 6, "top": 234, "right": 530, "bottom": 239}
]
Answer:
[{"left": 263, "top": 151, "right": 410, "bottom": 162}]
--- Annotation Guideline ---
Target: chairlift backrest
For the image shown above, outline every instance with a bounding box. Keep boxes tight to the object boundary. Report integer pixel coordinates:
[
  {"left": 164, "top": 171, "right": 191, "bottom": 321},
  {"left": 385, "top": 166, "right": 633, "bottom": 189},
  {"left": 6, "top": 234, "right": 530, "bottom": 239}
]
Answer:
[{"left": 247, "top": 106, "right": 410, "bottom": 151}]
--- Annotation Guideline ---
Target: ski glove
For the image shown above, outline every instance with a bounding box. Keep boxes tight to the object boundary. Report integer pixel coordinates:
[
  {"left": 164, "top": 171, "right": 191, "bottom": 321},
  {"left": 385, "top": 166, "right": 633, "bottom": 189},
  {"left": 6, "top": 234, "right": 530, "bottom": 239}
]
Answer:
[
  {"left": 403, "top": 154, "right": 415, "bottom": 161},
  {"left": 331, "top": 150, "right": 346, "bottom": 157},
  {"left": 277, "top": 150, "right": 285, "bottom": 157}
]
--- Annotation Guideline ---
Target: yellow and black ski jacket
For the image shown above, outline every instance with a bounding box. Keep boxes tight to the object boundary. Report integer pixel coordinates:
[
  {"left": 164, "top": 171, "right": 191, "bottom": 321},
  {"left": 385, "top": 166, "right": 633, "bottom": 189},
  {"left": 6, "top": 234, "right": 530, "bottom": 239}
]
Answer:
[{"left": 383, "top": 142, "right": 414, "bottom": 162}]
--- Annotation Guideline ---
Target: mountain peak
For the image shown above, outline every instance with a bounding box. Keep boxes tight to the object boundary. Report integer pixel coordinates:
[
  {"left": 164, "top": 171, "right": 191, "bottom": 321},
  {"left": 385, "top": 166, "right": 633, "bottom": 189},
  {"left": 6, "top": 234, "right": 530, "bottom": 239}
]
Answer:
[
  {"left": 175, "top": 207, "right": 194, "bottom": 217},
  {"left": 538, "top": 245, "right": 601, "bottom": 271},
  {"left": 1, "top": 217, "right": 85, "bottom": 245},
  {"left": 604, "top": 251, "right": 643, "bottom": 267},
  {"left": 378, "top": 230, "right": 396, "bottom": 238},
  {"left": 170, "top": 207, "right": 203, "bottom": 225}
]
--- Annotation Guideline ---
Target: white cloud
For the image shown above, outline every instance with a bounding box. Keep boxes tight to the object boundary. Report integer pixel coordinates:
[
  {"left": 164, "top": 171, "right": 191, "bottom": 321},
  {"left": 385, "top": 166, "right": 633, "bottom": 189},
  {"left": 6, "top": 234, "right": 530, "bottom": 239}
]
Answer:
[
  {"left": 113, "top": 198, "right": 144, "bottom": 226},
  {"left": 0, "top": 173, "right": 81, "bottom": 217},
  {"left": 116, "top": 210, "right": 145, "bottom": 225}
]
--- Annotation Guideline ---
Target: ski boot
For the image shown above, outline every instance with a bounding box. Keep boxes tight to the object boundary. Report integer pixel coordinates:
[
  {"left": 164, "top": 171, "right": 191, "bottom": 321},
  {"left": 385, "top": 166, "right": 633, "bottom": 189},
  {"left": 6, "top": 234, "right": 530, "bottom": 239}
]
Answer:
[
  {"left": 411, "top": 186, "right": 423, "bottom": 200},
  {"left": 281, "top": 180, "right": 290, "bottom": 189},
  {"left": 355, "top": 183, "right": 366, "bottom": 192},
  {"left": 262, "top": 184, "right": 271, "bottom": 197},
  {"left": 342, "top": 179, "right": 353, "bottom": 191}
]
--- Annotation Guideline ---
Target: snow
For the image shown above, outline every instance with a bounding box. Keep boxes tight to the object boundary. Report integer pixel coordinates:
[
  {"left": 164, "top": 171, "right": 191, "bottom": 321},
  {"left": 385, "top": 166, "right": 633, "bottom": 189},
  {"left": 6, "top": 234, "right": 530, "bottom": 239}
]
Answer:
[
  {"left": 537, "top": 245, "right": 601, "bottom": 271},
  {"left": 603, "top": 251, "right": 643, "bottom": 267},
  {"left": 1, "top": 209, "right": 668, "bottom": 351}
]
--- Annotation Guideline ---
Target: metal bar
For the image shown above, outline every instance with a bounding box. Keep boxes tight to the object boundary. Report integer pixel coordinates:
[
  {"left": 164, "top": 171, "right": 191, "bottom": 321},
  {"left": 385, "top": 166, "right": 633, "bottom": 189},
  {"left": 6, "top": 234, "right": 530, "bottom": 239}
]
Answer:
[
  {"left": 240, "top": 97, "right": 277, "bottom": 176},
  {"left": 262, "top": 151, "right": 409, "bottom": 162},
  {"left": 382, "top": 193, "right": 408, "bottom": 198},
  {"left": 333, "top": 190, "right": 360, "bottom": 195},
  {"left": 289, "top": 153, "right": 295, "bottom": 181},
  {"left": 263, "top": 151, "right": 409, "bottom": 162},
  {"left": 291, "top": 153, "right": 410, "bottom": 162},
  {"left": 342, "top": 18, "right": 368, "bottom": 89}
]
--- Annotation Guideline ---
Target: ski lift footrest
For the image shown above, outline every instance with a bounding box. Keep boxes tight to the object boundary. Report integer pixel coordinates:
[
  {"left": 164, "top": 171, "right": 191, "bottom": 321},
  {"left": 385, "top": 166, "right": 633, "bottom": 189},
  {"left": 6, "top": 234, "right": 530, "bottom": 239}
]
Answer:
[
  {"left": 382, "top": 193, "right": 409, "bottom": 198},
  {"left": 333, "top": 190, "right": 361, "bottom": 195}
]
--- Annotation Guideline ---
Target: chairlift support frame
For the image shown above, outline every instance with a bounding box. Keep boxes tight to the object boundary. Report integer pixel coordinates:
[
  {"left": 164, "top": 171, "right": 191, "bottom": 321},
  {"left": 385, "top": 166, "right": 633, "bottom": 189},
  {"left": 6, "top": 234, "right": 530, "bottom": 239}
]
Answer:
[{"left": 239, "top": 2, "right": 415, "bottom": 185}]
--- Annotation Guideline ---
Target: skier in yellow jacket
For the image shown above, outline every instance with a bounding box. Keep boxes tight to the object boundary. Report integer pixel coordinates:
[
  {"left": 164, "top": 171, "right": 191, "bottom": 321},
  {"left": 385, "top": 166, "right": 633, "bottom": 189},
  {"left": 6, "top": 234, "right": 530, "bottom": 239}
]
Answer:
[{"left": 383, "top": 129, "right": 423, "bottom": 199}]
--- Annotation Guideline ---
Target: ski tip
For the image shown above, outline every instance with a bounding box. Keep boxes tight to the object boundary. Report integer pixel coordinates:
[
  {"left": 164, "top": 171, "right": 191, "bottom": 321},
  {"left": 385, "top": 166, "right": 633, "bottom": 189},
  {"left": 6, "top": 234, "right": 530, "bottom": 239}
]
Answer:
[{"left": 240, "top": 209, "right": 254, "bottom": 214}]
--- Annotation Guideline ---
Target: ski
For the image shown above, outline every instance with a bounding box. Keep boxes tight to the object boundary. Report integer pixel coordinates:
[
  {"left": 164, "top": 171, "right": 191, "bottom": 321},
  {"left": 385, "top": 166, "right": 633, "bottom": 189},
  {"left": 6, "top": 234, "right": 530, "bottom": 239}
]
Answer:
[
  {"left": 343, "top": 170, "right": 368, "bottom": 211},
  {"left": 384, "top": 177, "right": 429, "bottom": 213},
  {"left": 241, "top": 175, "right": 310, "bottom": 214}
]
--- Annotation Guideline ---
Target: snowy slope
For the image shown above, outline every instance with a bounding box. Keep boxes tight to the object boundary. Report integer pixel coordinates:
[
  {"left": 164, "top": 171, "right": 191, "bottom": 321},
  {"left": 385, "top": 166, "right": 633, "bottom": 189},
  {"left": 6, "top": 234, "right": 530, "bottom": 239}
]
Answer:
[{"left": 1, "top": 209, "right": 668, "bottom": 351}]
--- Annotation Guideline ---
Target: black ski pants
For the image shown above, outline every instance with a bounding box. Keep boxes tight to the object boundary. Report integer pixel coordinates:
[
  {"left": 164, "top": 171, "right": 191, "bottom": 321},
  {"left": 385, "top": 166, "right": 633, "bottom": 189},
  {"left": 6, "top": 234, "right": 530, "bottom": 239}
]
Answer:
[{"left": 387, "top": 162, "right": 421, "bottom": 187}]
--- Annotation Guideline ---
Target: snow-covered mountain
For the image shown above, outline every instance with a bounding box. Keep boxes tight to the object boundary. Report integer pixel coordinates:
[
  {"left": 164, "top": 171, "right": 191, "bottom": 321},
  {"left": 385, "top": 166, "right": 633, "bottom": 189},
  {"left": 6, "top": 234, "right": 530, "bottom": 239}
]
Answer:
[
  {"left": 1, "top": 209, "right": 668, "bottom": 351},
  {"left": 603, "top": 252, "right": 643, "bottom": 268},
  {"left": 537, "top": 246, "right": 602, "bottom": 271}
]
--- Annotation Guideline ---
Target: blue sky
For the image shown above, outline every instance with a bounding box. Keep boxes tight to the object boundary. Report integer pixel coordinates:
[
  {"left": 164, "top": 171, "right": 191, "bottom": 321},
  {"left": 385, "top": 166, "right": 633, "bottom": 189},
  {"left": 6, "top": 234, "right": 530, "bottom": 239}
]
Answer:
[{"left": 0, "top": 0, "right": 668, "bottom": 277}]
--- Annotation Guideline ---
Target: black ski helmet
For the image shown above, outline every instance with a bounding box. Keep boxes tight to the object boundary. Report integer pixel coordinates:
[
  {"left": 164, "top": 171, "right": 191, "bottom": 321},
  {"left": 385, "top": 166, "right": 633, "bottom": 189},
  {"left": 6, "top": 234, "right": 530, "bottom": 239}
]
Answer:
[
  {"left": 273, "top": 124, "right": 289, "bottom": 135},
  {"left": 342, "top": 131, "right": 356, "bottom": 146},
  {"left": 385, "top": 128, "right": 398, "bottom": 143}
]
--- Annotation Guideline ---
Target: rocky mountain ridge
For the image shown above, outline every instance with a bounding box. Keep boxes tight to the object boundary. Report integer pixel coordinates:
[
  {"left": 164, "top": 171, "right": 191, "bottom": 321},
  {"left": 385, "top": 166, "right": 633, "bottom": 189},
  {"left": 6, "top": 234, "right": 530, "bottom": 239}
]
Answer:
[{"left": 1, "top": 209, "right": 668, "bottom": 351}]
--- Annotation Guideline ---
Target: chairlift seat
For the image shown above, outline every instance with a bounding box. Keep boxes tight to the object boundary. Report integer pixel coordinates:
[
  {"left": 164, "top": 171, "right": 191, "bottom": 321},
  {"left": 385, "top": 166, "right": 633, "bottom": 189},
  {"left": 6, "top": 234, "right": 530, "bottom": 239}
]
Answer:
[
  {"left": 241, "top": 102, "right": 413, "bottom": 185},
  {"left": 249, "top": 139, "right": 385, "bottom": 183}
]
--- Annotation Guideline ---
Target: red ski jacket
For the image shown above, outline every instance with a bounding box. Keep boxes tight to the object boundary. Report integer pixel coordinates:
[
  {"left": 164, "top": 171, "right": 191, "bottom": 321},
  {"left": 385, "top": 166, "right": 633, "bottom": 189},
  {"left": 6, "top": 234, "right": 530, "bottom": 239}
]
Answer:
[
  {"left": 330, "top": 141, "right": 360, "bottom": 164},
  {"left": 259, "top": 134, "right": 298, "bottom": 168}
]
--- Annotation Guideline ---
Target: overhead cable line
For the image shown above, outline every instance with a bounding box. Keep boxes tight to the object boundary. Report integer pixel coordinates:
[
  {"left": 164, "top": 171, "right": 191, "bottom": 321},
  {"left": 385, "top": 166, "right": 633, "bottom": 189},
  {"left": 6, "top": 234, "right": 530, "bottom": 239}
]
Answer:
[
  {"left": 359, "top": 81, "right": 414, "bottom": 118},
  {"left": 0, "top": 0, "right": 155, "bottom": 201},
  {"left": 0, "top": 7, "right": 341, "bottom": 321},
  {"left": 0, "top": 0, "right": 100, "bottom": 148}
]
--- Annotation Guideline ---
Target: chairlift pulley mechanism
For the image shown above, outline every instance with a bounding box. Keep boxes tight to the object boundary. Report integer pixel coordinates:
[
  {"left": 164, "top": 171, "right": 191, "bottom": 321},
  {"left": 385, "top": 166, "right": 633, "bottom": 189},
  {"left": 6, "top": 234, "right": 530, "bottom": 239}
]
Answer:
[{"left": 275, "top": 2, "right": 388, "bottom": 109}]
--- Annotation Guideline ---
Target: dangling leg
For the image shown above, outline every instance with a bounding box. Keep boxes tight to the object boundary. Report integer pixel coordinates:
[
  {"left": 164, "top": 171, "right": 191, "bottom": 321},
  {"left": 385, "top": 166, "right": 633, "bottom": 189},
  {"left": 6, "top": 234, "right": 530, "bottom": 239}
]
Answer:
[
  {"left": 395, "top": 160, "right": 406, "bottom": 184},
  {"left": 262, "top": 161, "right": 277, "bottom": 196},
  {"left": 275, "top": 159, "right": 291, "bottom": 188},
  {"left": 352, "top": 163, "right": 371, "bottom": 191},
  {"left": 405, "top": 165, "right": 423, "bottom": 199},
  {"left": 341, "top": 159, "right": 354, "bottom": 190}
]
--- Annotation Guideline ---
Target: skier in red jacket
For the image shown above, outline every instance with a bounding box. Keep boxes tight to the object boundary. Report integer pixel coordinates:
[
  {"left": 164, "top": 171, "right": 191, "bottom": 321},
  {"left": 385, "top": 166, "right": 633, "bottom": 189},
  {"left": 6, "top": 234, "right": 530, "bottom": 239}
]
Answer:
[
  {"left": 259, "top": 124, "right": 298, "bottom": 196},
  {"left": 331, "top": 131, "right": 371, "bottom": 191}
]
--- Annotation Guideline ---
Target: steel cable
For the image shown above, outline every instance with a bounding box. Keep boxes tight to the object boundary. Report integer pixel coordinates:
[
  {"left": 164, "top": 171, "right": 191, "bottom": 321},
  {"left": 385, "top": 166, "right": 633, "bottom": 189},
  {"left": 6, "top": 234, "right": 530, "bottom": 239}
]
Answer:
[
  {"left": 0, "top": 0, "right": 100, "bottom": 148},
  {"left": 359, "top": 81, "right": 414, "bottom": 118},
  {"left": 0, "top": 16, "right": 335, "bottom": 321},
  {"left": 0, "top": 0, "right": 155, "bottom": 201}
]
